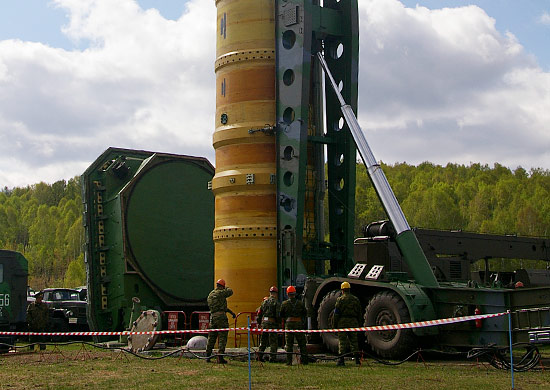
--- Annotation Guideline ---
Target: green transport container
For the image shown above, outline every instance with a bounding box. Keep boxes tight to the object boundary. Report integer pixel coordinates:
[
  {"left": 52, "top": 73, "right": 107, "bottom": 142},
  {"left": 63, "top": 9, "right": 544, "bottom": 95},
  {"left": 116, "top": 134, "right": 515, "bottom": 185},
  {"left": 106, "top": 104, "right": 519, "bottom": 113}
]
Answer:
[{"left": 82, "top": 148, "right": 215, "bottom": 332}]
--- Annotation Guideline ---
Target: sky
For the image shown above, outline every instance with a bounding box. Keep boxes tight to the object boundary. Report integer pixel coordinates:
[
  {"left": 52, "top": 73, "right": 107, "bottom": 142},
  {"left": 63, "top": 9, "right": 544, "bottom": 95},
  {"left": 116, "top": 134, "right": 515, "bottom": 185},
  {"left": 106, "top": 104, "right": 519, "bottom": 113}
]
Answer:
[{"left": 0, "top": 0, "right": 549, "bottom": 188}]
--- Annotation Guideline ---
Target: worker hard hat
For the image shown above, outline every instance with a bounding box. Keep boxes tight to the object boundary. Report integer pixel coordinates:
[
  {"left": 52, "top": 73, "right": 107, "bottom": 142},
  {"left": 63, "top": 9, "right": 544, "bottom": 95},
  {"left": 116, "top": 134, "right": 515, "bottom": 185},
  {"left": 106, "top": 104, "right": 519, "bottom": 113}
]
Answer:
[
  {"left": 286, "top": 286, "right": 296, "bottom": 295},
  {"left": 216, "top": 278, "right": 226, "bottom": 287},
  {"left": 269, "top": 286, "right": 278, "bottom": 293},
  {"left": 341, "top": 281, "right": 351, "bottom": 290}
]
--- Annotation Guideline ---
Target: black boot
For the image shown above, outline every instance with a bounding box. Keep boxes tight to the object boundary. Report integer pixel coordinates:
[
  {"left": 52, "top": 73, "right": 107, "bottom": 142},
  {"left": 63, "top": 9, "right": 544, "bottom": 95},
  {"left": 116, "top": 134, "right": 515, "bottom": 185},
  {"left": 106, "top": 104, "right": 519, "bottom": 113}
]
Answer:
[
  {"left": 218, "top": 356, "right": 228, "bottom": 364},
  {"left": 337, "top": 356, "right": 345, "bottom": 366},
  {"left": 257, "top": 350, "right": 265, "bottom": 362},
  {"left": 354, "top": 353, "right": 361, "bottom": 365},
  {"left": 205, "top": 350, "right": 212, "bottom": 363},
  {"left": 286, "top": 353, "right": 292, "bottom": 366}
]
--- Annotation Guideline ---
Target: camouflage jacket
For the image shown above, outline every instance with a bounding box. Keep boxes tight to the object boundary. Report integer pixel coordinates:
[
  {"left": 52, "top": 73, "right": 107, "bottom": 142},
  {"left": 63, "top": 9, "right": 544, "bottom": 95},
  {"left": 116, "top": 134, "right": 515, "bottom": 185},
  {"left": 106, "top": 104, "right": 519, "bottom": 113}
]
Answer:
[
  {"left": 280, "top": 297, "right": 306, "bottom": 321},
  {"left": 334, "top": 292, "right": 362, "bottom": 327},
  {"left": 257, "top": 296, "right": 280, "bottom": 326},
  {"left": 207, "top": 287, "right": 233, "bottom": 317},
  {"left": 27, "top": 301, "right": 49, "bottom": 330}
]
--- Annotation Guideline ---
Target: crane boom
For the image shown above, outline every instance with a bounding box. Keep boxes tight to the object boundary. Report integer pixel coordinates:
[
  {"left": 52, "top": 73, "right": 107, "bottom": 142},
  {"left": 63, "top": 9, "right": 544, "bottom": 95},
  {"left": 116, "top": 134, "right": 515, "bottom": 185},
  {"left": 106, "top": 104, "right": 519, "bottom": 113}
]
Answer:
[{"left": 317, "top": 52, "right": 439, "bottom": 288}]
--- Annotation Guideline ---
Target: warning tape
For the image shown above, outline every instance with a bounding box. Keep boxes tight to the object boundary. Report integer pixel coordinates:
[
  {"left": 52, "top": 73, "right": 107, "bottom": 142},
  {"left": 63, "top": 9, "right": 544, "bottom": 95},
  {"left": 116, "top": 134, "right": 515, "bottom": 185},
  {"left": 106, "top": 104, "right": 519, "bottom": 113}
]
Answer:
[
  {"left": 0, "top": 311, "right": 508, "bottom": 337},
  {"left": 257, "top": 311, "right": 508, "bottom": 333}
]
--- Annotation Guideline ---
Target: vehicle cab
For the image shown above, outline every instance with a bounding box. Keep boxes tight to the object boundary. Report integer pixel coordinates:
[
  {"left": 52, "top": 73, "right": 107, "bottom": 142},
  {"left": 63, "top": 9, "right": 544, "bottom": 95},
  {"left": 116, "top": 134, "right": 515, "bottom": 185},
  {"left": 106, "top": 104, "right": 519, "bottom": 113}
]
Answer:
[{"left": 41, "top": 288, "right": 88, "bottom": 332}]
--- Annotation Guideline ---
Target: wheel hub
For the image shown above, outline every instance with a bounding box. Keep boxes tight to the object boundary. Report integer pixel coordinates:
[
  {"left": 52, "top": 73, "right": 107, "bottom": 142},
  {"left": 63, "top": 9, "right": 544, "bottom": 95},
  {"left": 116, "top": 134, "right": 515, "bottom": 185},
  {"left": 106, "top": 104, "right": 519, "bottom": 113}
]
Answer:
[{"left": 375, "top": 308, "right": 397, "bottom": 341}]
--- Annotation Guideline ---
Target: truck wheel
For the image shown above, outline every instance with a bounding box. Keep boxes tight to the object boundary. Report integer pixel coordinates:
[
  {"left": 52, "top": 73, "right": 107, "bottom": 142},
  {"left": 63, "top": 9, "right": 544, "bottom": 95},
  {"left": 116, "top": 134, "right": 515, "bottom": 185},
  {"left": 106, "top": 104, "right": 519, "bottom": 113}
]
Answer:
[
  {"left": 364, "top": 291, "right": 416, "bottom": 359},
  {"left": 316, "top": 290, "right": 340, "bottom": 353},
  {"left": 50, "top": 320, "right": 69, "bottom": 343}
]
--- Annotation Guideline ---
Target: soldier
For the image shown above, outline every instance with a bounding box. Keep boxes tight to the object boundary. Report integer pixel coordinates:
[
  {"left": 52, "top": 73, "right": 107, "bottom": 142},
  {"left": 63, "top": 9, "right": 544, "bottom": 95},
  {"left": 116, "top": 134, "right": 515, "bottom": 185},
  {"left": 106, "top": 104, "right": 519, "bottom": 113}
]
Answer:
[
  {"left": 26, "top": 291, "right": 49, "bottom": 351},
  {"left": 334, "top": 281, "right": 362, "bottom": 366},
  {"left": 280, "top": 286, "right": 308, "bottom": 366},
  {"left": 257, "top": 286, "right": 281, "bottom": 362},
  {"left": 206, "top": 278, "right": 235, "bottom": 364}
]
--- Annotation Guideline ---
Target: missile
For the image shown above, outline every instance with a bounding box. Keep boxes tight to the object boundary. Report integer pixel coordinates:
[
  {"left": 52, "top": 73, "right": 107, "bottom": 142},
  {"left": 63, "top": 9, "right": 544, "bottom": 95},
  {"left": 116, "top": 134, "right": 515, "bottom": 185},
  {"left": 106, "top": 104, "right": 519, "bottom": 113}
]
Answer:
[{"left": 212, "top": 0, "right": 277, "bottom": 316}]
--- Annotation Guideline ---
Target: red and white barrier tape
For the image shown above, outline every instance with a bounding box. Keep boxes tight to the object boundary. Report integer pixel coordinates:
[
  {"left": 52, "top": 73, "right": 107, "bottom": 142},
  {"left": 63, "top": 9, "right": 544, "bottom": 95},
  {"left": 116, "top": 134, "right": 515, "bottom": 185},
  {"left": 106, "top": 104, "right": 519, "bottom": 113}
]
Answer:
[
  {"left": 0, "top": 311, "right": 507, "bottom": 337},
  {"left": 257, "top": 311, "right": 507, "bottom": 333}
]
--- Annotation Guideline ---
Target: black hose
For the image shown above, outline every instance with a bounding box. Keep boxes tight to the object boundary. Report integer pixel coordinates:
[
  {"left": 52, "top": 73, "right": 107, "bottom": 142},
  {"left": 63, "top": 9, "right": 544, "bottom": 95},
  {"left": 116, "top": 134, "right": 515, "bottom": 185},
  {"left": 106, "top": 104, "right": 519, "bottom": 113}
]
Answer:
[
  {"left": 0, "top": 341, "right": 545, "bottom": 371},
  {"left": 467, "top": 343, "right": 541, "bottom": 372}
]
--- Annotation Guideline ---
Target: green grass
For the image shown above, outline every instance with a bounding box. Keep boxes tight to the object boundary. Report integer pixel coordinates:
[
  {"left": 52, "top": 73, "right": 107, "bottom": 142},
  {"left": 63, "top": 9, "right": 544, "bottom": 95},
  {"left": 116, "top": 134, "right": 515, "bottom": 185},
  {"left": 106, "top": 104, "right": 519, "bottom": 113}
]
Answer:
[{"left": 1, "top": 345, "right": 549, "bottom": 390}]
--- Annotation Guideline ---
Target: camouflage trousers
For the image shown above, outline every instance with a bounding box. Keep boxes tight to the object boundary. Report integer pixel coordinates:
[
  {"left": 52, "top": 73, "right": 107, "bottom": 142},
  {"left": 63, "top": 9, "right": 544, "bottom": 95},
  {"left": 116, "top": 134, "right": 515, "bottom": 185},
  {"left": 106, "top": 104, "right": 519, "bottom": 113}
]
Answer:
[
  {"left": 258, "top": 321, "right": 279, "bottom": 356},
  {"left": 337, "top": 317, "right": 359, "bottom": 355},
  {"left": 285, "top": 321, "right": 307, "bottom": 364},
  {"left": 206, "top": 315, "right": 229, "bottom": 355},
  {"left": 28, "top": 325, "right": 48, "bottom": 350}
]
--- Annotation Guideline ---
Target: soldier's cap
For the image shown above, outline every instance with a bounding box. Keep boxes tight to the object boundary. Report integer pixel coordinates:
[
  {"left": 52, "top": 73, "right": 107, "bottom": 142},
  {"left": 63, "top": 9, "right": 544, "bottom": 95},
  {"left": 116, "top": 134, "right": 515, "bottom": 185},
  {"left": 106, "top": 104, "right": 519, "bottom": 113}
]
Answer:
[{"left": 35, "top": 291, "right": 44, "bottom": 298}]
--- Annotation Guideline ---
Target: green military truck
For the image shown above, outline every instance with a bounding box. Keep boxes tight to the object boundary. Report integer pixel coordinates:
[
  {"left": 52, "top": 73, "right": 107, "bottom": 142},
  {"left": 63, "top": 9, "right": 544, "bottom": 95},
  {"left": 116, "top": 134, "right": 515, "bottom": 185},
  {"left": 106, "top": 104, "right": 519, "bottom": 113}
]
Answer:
[{"left": 0, "top": 250, "right": 28, "bottom": 351}]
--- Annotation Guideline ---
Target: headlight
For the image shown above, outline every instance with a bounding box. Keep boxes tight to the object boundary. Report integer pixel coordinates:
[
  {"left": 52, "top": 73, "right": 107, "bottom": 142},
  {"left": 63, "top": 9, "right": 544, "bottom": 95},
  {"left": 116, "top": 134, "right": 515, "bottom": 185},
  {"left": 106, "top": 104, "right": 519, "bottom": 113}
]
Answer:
[{"left": 64, "top": 310, "right": 74, "bottom": 318}]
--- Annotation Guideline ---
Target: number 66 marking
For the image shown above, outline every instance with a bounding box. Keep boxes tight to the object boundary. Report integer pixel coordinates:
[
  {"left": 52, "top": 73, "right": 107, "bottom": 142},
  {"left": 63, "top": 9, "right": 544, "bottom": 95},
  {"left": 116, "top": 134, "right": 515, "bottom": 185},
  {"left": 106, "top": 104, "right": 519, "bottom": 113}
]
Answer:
[{"left": 0, "top": 294, "right": 9, "bottom": 306}]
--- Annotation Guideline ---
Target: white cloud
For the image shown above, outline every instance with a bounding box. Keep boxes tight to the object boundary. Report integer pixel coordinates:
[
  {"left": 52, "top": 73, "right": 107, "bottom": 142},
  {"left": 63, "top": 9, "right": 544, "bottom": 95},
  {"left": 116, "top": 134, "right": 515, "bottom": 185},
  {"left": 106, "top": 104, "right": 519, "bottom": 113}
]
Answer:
[
  {"left": 539, "top": 11, "right": 550, "bottom": 25},
  {"left": 0, "top": 0, "right": 216, "bottom": 188},
  {"left": 0, "top": 0, "right": 549, "bottom": 189},
  {"left": 357, "top": 0, "right": 550, "bottom": 170}
]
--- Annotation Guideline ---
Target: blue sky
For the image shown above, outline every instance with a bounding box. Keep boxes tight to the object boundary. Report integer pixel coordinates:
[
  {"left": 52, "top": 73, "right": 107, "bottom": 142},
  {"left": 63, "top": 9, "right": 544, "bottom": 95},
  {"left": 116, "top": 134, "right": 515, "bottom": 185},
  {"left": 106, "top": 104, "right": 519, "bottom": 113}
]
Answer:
[
  {"left": 0, "top": 0, "right": 188, "bottom": 49},
  {"left": 0, "top": 0, "right": 549, "bottom": 187}
]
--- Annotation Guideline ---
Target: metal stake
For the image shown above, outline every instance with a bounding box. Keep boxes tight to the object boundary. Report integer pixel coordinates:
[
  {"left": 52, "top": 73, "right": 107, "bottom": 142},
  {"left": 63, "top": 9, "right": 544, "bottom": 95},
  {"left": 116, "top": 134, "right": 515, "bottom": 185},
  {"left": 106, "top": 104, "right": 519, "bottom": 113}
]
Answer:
[
  {"left": 508, "top": 310, "right": 515, "bottom": 389},
  {"left": 248, "top": 316, "right": 252, "bottom": 390}
]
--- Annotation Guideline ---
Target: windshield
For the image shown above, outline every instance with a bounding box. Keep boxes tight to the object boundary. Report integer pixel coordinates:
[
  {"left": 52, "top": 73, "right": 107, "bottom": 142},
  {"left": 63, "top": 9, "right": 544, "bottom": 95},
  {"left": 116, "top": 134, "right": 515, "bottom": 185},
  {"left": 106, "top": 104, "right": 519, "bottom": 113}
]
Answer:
[{"left": 50, "top": 290, "right": 80, "bottom": 301}]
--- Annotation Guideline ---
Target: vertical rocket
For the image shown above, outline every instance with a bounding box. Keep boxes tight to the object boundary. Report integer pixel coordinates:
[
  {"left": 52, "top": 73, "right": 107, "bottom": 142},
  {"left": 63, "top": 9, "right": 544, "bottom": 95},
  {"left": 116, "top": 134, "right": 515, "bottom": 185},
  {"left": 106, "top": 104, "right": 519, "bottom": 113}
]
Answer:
[
  {"left": 212, "top": 0, "right": 360, "bottom": 318},
  {"left": 212, "top": 0, "right": 277, "bottom": 314}
]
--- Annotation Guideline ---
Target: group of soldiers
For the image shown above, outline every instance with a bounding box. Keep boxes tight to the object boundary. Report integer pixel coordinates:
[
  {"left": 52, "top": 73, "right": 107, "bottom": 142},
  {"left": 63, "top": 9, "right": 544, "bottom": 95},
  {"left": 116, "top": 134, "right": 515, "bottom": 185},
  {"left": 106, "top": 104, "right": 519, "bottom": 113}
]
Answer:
[
  {"left": 205, "top": 279, "right": 362, "bottom": 366},
  {"left": 28, "top": 279, "right": 361, "bottom": 363}
]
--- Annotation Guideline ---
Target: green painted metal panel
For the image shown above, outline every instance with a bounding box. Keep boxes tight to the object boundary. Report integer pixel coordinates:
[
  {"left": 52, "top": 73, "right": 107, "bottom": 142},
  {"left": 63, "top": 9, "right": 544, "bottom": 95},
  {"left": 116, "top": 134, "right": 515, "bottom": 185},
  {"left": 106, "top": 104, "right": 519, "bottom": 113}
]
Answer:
[
  {"left": 395, "top": 230, "right": 439, "bottom": 287},
  {"left": 0, "top": 250, "right": 28, "bottom": 328},
  {"left": 122, "top": 158, "right": 214, "bottom": 301},
  {"left": 82, "top": 148, "right": 214, "bottom": 332},
  {"left": 323, "top": 0, "right": 358, "bottom": 276},
  {"left": 276, "top": 0, "right": 313, "bottom": 287},
  {"left": 428, "top": 285, "right": 550, "bottom": 347},
  {"left": 276, "top": 0, "right": 359, "bottom": 290}
]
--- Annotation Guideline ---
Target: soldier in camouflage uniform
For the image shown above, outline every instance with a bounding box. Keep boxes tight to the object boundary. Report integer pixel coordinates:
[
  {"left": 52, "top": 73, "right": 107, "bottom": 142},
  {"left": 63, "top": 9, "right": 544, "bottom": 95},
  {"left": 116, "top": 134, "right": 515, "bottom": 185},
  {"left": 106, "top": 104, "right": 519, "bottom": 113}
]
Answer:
[
  {"left": 279, "top": 286, "right": 308, "bottom": 366},
  {"left": 26, "top": 291, "right": 49, "bottom": 351},
  {"left": 334, "top": 281, "right": 362, "bottom": 366},
  {"left": 206, "top": 278, "right": 235, "bottom": 363},
  {"left": 257, "top": 286, "right": 281, "bottom": 362}
]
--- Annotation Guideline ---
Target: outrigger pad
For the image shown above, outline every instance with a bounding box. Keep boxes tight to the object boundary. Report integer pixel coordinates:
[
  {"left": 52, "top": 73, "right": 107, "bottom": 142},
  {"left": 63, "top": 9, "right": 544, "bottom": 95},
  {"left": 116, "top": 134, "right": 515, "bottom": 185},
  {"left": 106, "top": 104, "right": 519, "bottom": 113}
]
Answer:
[
  {"left": 348, "top": 263, "right": 368, "bottom": 279},
  {"left": 365, "top": 265, "right": 385, "bottom": 281}
]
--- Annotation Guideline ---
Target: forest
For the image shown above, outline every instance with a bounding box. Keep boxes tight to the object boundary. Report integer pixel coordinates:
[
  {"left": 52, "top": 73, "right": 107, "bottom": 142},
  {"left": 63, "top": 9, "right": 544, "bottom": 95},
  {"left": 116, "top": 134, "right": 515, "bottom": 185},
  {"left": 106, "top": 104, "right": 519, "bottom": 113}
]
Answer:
[
  {"left": 1, "top": 161, "right": 550, "bottom": 289},
  {"left": 0, "top": 178, "right": 85, "bottom": 290}
]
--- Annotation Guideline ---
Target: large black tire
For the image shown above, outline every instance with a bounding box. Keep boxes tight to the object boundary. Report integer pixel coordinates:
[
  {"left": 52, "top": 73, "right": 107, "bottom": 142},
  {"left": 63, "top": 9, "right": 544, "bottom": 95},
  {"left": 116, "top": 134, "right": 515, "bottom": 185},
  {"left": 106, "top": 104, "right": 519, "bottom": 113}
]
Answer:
[
  {"left": 364, "top": 291, "right": 416, "bottom": 360},
  {"left": 50, "top": 319, "right": 69, "bottom": 343},
  {"left": 0, "top": 336, "right": 15, "bottom": 353},
  {"left": 316, "top": 290, "right": 341, "bottom": 353}
]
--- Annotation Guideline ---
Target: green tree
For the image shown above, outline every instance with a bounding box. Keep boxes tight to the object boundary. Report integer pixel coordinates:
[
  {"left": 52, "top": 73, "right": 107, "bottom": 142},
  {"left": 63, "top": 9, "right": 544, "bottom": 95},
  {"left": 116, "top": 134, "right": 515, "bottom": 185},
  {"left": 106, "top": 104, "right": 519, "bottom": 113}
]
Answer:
[{"left": 64, "top": 254, "right": 86, "bottom": 288}]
